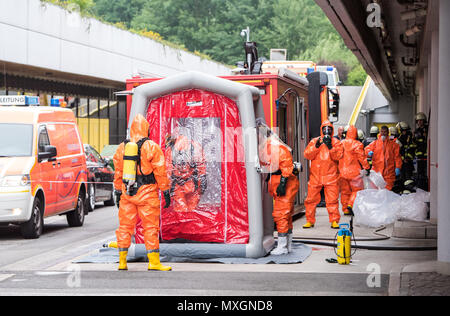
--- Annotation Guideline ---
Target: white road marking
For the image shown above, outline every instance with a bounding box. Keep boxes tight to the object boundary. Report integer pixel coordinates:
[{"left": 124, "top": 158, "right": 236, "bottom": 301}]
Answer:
[
  {"left": 0, "top": 274, "right": 14, "bottom": 282},
  {"left": 0, "top": 232, "right": 116, "bottom": 271}
]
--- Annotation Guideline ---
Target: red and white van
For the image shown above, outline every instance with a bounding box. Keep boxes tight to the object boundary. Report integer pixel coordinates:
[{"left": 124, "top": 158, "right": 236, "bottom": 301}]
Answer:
[{"left": 0, "top": 102, "right": 88, "bottom": 239}]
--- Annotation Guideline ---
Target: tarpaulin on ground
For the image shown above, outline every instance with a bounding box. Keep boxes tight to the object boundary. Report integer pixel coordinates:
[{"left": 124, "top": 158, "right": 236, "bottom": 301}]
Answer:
[{"left": 74, "top": 243, "right": 312, "bottom": 265}]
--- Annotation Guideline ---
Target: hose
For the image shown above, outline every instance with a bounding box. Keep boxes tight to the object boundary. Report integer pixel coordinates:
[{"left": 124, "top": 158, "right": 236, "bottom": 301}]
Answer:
[
  {"left": 278, "top": 225, "right": 436, "bottom": 251},
  {"left": 288, "top": 225, "right": 390, "bottom": 242},
  {"left": 291, "top": 239, "right": 437, "bottom": 251}
]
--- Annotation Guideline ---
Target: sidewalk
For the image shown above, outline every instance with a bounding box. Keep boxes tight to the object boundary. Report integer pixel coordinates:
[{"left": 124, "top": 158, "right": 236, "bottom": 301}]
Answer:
[
  {"left": 294, "top": 207, "right": 450, "bottom": 296},
  {"left": 390, "top": 261, "right": 450, "bottom": 296},
  {"left": 50, "top": 206, "right": 446, "bottom": 296}
]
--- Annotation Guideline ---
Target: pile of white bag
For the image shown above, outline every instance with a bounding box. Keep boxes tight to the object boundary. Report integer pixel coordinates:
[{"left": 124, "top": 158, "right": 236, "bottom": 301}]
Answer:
[
  {"left": 352, "top": 171, "right": 430, "bottom": 228},
  {"left": 393, "top": 188, "right": 430, "bottom": 222}
]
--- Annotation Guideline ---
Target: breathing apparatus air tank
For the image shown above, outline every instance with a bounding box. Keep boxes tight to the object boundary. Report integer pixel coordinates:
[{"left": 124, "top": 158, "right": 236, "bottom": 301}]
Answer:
[
  {"left": 123, "top": 141, "right": 139, "bottom": 195},
  {"left": 336, "top": 223, "right": 352, "bottom": 265}
]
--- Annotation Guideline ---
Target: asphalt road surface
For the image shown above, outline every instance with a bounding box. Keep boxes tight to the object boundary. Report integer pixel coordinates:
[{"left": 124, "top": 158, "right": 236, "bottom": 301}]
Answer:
[{"left": 0, "top": 204, "right": 390, "bottom": 297}]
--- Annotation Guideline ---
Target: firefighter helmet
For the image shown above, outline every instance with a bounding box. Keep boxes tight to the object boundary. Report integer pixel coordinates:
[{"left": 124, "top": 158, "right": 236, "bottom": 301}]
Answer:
[
  {"left": 389, "top": 126, "right": 398, "bottom": 136},
  {"left": 416, "top": 112, "right": 427, "bottom": 122},
  {"left": 397, "top": 121, "right": 410, "bottom": 131},
  {"left": 370, "top": 126, "right": 379, "bottom": 134},
  {"left": 357, "top": 129, "right": 365, "bottom": 140}
]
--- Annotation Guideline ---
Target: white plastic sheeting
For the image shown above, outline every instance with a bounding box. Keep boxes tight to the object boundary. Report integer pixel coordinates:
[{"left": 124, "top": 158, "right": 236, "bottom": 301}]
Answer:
[
  {"left": 353, "top": 189, "right": 400, "bottom": 228},
  {"left": 354, "top": 187, "right": 430, "bottom": 228},
  {"left": 393, "top": 189, "right": 430, "bottom": 222}
]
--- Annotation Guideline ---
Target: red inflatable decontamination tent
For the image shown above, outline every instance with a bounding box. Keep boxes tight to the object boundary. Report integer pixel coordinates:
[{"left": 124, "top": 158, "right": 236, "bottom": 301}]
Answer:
[{"left": 134, "top": 89, "right": 250, "bottom": 244}]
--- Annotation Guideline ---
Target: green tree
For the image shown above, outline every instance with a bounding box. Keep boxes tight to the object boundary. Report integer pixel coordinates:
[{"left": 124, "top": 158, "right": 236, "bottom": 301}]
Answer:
[
  {"left": 80, "top": 0, "right": 366, "bottom": 83},
  {"left": 69, "top": 0, "right": 94, "bottom": 13},
  {"left": 347, "top": 64, "right": 368, "bottom": 86},
  {"left": 92, "top": 0, "right": 146, "bottom": 28},
  {"left": 259, "top": 0, "right": 336, "bottom": 60},
  {"left": 298, "top": 33, "right": 367, "bottom": 85},
  {"left": 131, "top": 0, "right": 259, "bottom": 65}
]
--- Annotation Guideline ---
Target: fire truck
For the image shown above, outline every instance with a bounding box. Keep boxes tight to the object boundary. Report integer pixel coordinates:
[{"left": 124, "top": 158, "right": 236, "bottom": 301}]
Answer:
[
  {"left": 119, "top": 40, "right": 340, "bottom": 258},
  {"left": 262, "top": 60, "right": 317, "bottom": 78},
  {"left": 124, "top": 68, "right": 339, "bottom": 214}
]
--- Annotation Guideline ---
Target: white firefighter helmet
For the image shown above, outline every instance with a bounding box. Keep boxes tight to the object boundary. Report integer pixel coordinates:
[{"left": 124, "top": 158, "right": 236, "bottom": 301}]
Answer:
[
  {"left": 416, "top": 112, "right": 427, "bottom": 122},
  {"left": 370, "top": 126, "right": 379, "bottom": 134}
]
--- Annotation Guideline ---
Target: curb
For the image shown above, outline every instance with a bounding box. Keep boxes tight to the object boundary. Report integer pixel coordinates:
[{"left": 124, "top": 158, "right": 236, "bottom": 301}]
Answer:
[{"left": 388, "top": 265, "right": 405, "bottom": 296}]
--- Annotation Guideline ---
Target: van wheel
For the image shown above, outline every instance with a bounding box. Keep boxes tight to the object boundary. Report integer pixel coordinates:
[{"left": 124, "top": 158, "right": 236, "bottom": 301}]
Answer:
[
  {"left": 104, "top": 189, "right": 115, "bottom": 207},
  {"left": 21, "top": 197, "right": 43, "bottom": 239},
  {"left": 67, "top": 190, "right": 85, "bottom": 227},
  {"left": 87, "top": 184, "right": 96, "bottom": 212}
]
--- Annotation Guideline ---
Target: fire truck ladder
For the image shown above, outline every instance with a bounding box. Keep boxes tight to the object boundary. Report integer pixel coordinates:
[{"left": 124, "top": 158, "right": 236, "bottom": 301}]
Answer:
[{"left": 348, "top": 76, "right": 372, "bottom": 126}]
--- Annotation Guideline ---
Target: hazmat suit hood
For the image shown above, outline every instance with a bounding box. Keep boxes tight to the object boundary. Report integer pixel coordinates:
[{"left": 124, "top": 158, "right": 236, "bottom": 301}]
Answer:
[
  {"left": 320, "top": 120, "right": 334, "bottom": 138},
  {"left": 129, "top": 114, "right": 150, "bottom": 142},
  {"left": 346, "top": 125, "right": 357, "bottom": 140},
  {"left": 365, "top": 130, "right": 403, "bottom": 190},
  {"left": 339, "top": 125, "right": 370, "bottom": 180}
]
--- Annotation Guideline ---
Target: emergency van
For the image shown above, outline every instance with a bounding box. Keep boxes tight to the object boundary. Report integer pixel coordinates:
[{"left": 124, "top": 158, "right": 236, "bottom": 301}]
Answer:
[
  {"left": 0, "top": 96, "right": 88, "bottom": 239},
  {"left": 307, "top": 65, "right": 341, "bottom": 91}
]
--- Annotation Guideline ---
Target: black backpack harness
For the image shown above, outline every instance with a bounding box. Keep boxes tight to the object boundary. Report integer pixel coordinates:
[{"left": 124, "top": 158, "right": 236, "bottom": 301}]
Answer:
[{"left": 123, "top": 137, "right": 156, "bottom": 196}]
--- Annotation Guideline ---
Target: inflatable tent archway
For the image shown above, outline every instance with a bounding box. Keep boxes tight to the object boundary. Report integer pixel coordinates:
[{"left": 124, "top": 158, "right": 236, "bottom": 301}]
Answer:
[{"left": 128, "top": 71, "right": 274, "bottom": 259}]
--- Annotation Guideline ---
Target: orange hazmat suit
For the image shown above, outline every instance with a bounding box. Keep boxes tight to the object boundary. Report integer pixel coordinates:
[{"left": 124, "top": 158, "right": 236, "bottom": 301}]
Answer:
[
  {"left": 165, "top": 134, "right": 207, "bottom": 212},
  {"left": 339, "top": 125, "right": 370, "bottom": 209},
  {"left": 259, "top": 135, "right": 299, "bottom": 235},
  {"left": 304, "top": 120, "right": 343, "bottom": 225},
  {"left": 113, "top": 114, "right": 170, "bottom": 252},
  {"left": 365, "top": 134, "right": 402, "bottom": 191}
]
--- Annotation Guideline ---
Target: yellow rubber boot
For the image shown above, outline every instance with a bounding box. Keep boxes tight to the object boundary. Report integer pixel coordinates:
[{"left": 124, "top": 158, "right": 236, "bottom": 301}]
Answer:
[
  {"left": 302, "top": 222, "right": 315, "bottom": 229},
  {"left": 148, "top": 252, "right": 172, "bottom": 271},
  {"left": 108, "top": 241, "right": 118, "bottom": 248},
  {"left": 331, "top": 221, "right": 340, "bottom": 229},
  {"left": 118, "top": 251, "right": 128, "bottom": 271},
  {"left": 343, "top": 206, "right": 352, "bottom": 216}
]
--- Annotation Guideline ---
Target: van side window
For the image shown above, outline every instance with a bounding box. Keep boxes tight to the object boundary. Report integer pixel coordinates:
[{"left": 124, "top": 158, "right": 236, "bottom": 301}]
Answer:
[
  {"left": 38, "top": 127, "right": 50, "bottom": 153},
  {"left": 89, "top": 146, "right": 103, "bottom": 163},
  {"left": 85, "top": 146, "right": 97, "bottom": 163}
]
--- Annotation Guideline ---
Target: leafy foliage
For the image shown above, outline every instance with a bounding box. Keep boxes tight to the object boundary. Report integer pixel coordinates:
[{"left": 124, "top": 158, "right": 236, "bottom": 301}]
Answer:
[
  {"left": 42, "top": 0, "right": 94, "bottom": 14},
  {"left": 92, "top": 0, "right": 146, "bottom": 28}
]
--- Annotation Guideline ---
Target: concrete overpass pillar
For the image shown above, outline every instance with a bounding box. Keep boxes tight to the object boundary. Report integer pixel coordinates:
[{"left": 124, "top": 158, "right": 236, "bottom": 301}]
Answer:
[
  {"left": 419, "top": 68, "right": 428, "bottom": 114},
  {"left": 429, "top": 30, "right": 439, "bottom": 221},
  {"left": 438, "top": 0, "right": 450, "bottom": 265}
]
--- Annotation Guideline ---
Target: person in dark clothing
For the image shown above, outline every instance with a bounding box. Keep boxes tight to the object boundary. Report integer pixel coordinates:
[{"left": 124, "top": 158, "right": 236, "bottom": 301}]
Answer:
[
  {"left": 414, "top": 112, "right": 429, "bottom": 191},
  {"left": 334, "top": 126, "right": 344, "bottom": 141},
  {"left": 397, "top": 121, "right": 416, "bottom": 184}
]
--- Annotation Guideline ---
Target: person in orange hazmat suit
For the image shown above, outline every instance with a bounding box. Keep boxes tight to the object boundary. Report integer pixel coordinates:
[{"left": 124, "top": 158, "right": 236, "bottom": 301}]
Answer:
[
  {"left": 164, "top": 133, "right": 207, "bottom": 213},
  {"left": 339, "top": 125, "right": 371, "bottom": 215},
  {"left": 303, "top": 120, "right": 344, "bottom": 229},
  {"left": 365, "top": 125, "right": 402, "bottom": 191},
  {"left": 113, "top": 114, "right": 172, "bottom": 271},
  {"left": 257, "top": 121, "right": 300, "bottom": 255}
]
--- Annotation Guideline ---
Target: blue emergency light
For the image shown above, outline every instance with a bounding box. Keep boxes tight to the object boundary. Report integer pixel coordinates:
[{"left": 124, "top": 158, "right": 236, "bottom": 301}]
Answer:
[
  {"left": 327, "top": 66, "right": 334, "bottom": 72},
  {"left": 0, "top": 95, "right": 40, "bottom": 106},
  {"left": 50, "top": 98, "right": 60, "bottom": 107},
  {"left": 307, "top": 67, "right": 315, "bottom": 74},
  {"left": 25, "top": 96, "right": 40, "bottom": 106}
]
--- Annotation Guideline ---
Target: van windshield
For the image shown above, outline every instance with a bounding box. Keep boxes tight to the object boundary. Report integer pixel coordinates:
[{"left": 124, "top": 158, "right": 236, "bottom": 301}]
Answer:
[
  {"left": 0, "top": 123, "right": 33, "bottom": 157},
  {"left": 327, "top": 73, "right": 336, "bottom": 87}
]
